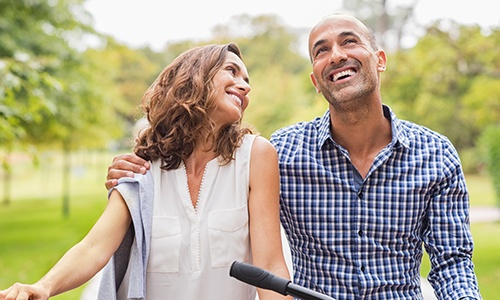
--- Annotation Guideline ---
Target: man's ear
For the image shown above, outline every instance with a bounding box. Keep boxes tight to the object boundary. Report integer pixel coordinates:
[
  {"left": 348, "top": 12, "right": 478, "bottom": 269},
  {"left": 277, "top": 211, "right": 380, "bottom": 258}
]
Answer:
[
  {"left": 376, "top": 50, "right": 387, "bottom": 72},
  {"left": 310, "top": 72, "right": 321, "bottom": 94}
]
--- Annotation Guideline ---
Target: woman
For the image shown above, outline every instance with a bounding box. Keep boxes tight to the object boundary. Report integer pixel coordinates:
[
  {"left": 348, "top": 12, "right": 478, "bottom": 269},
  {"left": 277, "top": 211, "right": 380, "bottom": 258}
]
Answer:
[{"left": 0, "top": 43, "right": 291, "bottom": 300}]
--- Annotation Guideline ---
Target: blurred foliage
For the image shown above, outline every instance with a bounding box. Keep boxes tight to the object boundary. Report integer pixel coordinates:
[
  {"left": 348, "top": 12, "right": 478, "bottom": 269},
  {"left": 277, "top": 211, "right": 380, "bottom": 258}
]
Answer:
[
  {"left": 0, "top": 0, "right": 102, "bottom": 149},
  {"left": 1, "top": 1, "right": 499, "bottom": 202},
  {"left": 342, "top": 0, "right": 419, "bottom": 51},
  {"left": 478, "top": 126, "right": 500, "bottom": 206},
  {"left": 382, "top": 21, "right": 500, "bottom": 151},
  {"left": 83, "top": 39, "right": 165, "bottom": 148}
]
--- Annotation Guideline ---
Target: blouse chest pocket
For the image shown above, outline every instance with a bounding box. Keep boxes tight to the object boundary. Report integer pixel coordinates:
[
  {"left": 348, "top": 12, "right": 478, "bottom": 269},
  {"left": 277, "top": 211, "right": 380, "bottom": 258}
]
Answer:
[
  {"left": 147, "top": 216, "right": 181, "bottom": 273},
  {"left": 208, "top": 206, "right": 250, "bottom": 267}
]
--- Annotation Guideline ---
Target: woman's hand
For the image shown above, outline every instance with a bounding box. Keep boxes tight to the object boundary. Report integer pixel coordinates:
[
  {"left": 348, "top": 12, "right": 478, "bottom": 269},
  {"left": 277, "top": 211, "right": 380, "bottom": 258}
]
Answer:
[{"left": 0, "top": 282, "right": 50, "bottom": 300}]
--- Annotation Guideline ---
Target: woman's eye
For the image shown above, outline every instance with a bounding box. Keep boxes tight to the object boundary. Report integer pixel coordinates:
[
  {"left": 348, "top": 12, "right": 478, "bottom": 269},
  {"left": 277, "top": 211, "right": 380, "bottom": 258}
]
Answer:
[{"left": 227, "top": 66, "right": 236, "bottom": 75}]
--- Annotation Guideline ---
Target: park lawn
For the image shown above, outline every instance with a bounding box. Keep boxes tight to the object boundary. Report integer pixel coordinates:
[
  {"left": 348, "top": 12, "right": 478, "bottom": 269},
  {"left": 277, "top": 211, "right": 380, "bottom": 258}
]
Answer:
[
  {"left": 471, "top": 222, "right": 500, "bottom": 299},
  {"left": 0, "top": 150, "right": 112, "bottom": 299},
  {"left": 0, "top": 195, "right": 106, "bottom": 300},
  {"left": 7, "top": 198, "right": 496, "bottom": 299}
]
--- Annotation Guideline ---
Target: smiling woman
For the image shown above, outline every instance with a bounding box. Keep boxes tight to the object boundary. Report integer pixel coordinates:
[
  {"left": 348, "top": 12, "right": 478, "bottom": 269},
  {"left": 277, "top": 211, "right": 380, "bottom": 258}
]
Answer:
[
  {"left": 208, "top": 52, "right": 251, "bottom": 136},
  {"left": 0, "top": 43, "right": 292, "bottom": 300}
]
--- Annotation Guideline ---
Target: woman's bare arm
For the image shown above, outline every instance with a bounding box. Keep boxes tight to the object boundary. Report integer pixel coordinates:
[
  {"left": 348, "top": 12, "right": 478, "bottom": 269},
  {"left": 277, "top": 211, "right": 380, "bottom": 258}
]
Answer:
[{"left": 248, "top": 136, "right": 293, "bottom": 300}]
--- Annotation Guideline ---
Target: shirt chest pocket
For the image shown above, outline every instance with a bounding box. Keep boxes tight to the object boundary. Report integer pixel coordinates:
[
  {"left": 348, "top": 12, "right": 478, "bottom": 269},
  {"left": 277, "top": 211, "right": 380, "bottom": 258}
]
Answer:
[
  {"left": 147, "top": 216, "right": 181, "bottom": 273},
  {"left": 208, "top": 206, "right": 250, "bottom": 267}
]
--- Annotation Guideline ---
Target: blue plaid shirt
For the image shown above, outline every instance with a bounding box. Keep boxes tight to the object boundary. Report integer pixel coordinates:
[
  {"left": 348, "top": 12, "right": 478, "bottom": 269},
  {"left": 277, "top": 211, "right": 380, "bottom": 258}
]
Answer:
[{"left": 270, "top": 106, "right": 481, "bottom": 300}]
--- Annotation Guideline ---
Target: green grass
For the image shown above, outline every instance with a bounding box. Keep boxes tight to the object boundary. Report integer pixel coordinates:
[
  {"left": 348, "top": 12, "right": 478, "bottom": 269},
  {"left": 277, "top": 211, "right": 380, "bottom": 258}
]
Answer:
[
  {"left": 0, "top": 197, "right": 106, "bottom": 300},
  {"left": 0, "top": 150, "right": 111, "bottom": 299},
  {"left": 0, "top": 151, "right": 498, "bottom": 299},
  {"left": 471, "top": 222, "right": 500, "bottom": 298}
]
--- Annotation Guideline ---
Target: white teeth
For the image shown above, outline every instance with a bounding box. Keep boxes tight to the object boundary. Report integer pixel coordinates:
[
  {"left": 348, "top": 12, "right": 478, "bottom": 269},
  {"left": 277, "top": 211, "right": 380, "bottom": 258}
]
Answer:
[
  {"left": 229, "top": 94, "right": 242, "bottom": 106},
  {"left": 333, "top": 69, "right": 355, "bottom": 81}
]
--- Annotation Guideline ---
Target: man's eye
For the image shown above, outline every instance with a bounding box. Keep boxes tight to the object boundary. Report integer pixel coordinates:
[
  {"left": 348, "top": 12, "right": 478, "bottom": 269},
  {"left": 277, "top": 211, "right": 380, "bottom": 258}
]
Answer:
[
  {"left": 315, "top": 47, "right": 328, "bottom": 57},
  {"left": 344, "top": 39, "right": 357, "bottom": 45}
]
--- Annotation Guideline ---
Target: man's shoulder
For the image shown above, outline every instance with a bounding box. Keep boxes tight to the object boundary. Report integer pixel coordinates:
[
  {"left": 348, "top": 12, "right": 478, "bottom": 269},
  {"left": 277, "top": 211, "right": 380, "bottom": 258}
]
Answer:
[
  {"left": 399, "top": 119, "right": 451, "bottom": 145},
  {"left": 271, "top": 114, "right": 326, "bottom": 141},
  {"left": 272, "top": 121, "right": 309, "bottom": 137},
  {"left": 397, "top": 119, "right": 460, "bottom": 160}
]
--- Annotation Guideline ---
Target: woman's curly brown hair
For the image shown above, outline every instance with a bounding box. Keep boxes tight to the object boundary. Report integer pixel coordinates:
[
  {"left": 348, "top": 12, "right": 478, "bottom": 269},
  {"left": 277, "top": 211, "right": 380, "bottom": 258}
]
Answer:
[{"left": 134, "top": 43, "right": 255, "bottom": 170}]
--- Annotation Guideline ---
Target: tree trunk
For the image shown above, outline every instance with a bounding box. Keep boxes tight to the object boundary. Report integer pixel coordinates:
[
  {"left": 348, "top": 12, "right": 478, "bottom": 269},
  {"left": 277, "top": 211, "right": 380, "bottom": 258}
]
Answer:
[
  {"left": 62, "top": 142, "right": 71, "bottom": 217},
  {"left": 2, "top": 152, "right": 12, "bottom": 206}
]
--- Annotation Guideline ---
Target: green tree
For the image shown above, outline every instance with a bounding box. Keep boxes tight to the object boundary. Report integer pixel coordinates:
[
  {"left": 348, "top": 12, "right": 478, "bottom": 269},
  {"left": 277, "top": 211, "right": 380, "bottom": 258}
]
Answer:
[
  {"left": 0, "top": 0, "right": 95, "bottom": 145},
  {"left": 0, "top": 0, "right": 96, "bottom": 206},
  {"left": 0, "top": 0, "right": 129, "bottom": 215},
  {"left": 84, "top": 40, "right": 163, "bottom": 149},
  {"left": 383, "top": 22, "right": 500, "bottom": 152}
]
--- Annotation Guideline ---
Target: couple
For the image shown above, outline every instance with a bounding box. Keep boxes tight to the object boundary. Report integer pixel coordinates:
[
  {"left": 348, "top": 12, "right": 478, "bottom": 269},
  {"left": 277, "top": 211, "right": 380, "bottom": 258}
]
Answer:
[{"left": 1, "top": 14, "right": 482, "bottom": 300}]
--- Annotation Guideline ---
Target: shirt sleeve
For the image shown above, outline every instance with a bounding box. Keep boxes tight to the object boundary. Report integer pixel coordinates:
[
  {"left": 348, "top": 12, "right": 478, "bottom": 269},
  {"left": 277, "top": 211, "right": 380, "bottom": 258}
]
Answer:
[{"left": 423, "top": 141, "right": 482, "bottom": 300}]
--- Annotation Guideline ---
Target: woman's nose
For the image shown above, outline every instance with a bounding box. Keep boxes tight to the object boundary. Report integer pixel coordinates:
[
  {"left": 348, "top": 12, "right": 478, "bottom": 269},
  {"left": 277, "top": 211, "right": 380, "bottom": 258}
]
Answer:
[{"left": 236, "top": 78, "right": 251, "bottom": 94}]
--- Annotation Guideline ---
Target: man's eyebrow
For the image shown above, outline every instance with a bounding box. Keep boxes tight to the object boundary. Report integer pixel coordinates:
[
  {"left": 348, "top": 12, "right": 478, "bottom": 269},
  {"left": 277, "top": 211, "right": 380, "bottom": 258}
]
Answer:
[
  {"left": 311, "top": 39, "right": 327, "bottom": 54},
  {"left": 311, "top": 31, "right": 362, "bottom": 53},
  {"left": 338, "top": 31, "right": 361, "bottom": 40}
]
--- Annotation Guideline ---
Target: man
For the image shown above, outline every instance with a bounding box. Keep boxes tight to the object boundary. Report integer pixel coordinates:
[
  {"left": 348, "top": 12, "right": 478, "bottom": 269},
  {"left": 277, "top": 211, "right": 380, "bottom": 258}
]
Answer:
[{"left": 106, "top": 14, "right": 481, "bottom": 299}]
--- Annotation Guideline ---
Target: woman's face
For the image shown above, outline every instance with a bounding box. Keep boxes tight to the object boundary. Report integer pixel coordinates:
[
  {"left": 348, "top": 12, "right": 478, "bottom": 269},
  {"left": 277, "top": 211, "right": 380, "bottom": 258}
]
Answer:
[{"left": 210, "top": 52, "right": 251, "bottom": 127}]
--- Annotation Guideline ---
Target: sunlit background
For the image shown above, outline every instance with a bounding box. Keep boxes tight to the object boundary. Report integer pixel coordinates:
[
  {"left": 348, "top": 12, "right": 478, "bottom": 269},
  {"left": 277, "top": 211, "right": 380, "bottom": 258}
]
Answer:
[{"left": 1, "top": 0, "right": 499, "bottom": 299}]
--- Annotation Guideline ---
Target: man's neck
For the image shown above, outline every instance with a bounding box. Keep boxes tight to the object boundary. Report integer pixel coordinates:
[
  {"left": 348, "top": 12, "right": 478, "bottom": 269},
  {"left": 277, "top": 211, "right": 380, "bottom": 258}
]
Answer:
[{"left": 329, "top": 103, "right": 392, "bottom": 178}]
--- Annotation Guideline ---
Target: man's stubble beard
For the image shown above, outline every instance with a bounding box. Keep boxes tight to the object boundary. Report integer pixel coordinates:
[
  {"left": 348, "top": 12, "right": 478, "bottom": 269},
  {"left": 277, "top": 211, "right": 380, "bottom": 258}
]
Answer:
[{"left": 322, "top": 79, "right": 377, "bottom": 113}]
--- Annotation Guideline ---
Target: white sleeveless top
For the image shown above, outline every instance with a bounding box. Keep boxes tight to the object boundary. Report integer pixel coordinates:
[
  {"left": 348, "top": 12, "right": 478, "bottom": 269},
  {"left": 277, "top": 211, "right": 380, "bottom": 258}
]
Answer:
[{"left": 144, "top": 134, "right": 256, "bottom": 299}]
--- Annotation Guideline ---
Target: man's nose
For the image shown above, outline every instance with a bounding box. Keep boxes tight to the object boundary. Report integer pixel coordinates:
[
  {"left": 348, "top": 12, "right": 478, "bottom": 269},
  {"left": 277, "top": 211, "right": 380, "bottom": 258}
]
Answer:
[{"left": 329, "top": 44, "right": 348, "bottom": 65}]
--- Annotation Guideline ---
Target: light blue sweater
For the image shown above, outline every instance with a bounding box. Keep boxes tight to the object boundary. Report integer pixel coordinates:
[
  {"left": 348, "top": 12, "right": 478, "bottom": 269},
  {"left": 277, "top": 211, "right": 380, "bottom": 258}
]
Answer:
[{"left": 97, "top": 171, "right": 154, "bottom": 300}]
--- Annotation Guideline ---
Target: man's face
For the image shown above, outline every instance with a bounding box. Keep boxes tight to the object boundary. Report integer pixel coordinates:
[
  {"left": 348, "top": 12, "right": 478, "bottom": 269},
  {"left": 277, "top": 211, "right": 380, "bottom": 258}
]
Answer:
[{"left": 308, "top": 15, "right": 386, "bottom": 110}]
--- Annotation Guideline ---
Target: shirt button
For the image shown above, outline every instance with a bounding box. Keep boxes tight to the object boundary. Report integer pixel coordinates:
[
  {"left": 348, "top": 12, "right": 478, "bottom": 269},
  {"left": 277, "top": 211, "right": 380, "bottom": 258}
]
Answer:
[
  {"left": 358, "top": 191, "right": 363, "bottom": 199},
  {"left": 361, "top": 265, "right": 366, "bottom": 272},
  {"left": 358, "top": 230, "right": 363, "bottom": 236}
]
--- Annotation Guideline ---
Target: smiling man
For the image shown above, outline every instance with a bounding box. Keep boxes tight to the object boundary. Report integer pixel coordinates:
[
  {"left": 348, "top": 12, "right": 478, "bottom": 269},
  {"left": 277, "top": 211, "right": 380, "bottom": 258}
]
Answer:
[{"left": 270, "top": 13, "right": 482, "bottom": 299}]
